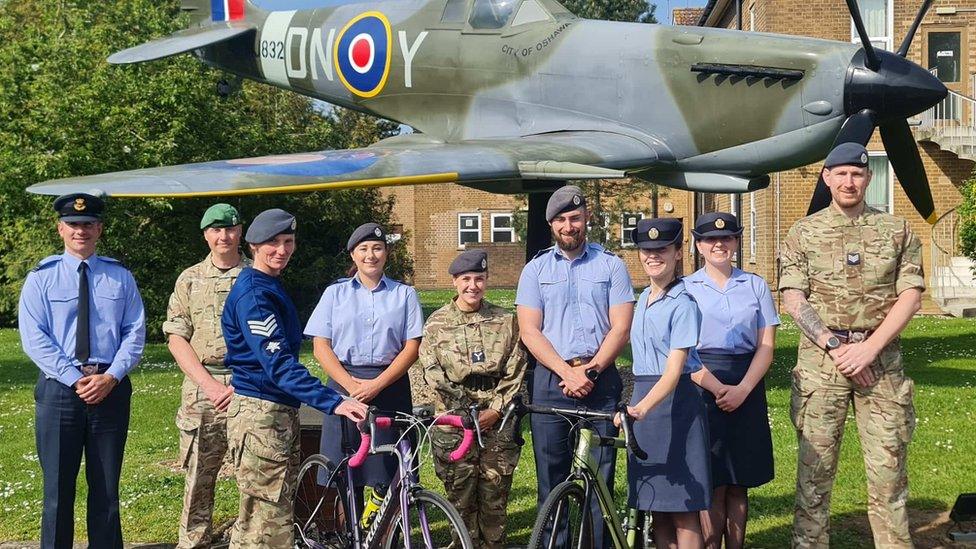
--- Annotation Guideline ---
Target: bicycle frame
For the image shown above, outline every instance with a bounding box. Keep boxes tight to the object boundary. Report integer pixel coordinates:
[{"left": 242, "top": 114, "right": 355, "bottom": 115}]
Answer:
[{"left": 571, "top": 427, "right": 645, "bottom": 549}]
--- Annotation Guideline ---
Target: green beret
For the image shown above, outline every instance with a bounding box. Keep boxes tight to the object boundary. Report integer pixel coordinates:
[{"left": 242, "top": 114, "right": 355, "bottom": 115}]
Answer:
[{"left": 200, "top": 203, "right": 241, "bottom": 230}]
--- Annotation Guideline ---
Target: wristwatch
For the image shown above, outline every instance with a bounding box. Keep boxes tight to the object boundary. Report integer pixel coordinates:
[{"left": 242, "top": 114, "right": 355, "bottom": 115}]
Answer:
[{"left": 824, "top": 336, "right": 841, "bottom": 351}]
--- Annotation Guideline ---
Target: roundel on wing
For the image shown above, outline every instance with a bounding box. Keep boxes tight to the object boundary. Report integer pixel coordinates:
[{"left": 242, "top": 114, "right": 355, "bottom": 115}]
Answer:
[{"left": 334, "top": 12, "right": 392, "bottom": 98}]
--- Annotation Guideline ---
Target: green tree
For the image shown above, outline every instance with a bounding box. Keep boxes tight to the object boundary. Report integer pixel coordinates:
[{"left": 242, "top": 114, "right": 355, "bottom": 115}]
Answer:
[
  {"left": 959, "top": 177, "right": 976, "bottom": 269},
  {"left": 0, "top": 0, "right": 405, "bottom": 335},
  {"left": 562, "top": 0, "right": 656, "bottom": 23}
]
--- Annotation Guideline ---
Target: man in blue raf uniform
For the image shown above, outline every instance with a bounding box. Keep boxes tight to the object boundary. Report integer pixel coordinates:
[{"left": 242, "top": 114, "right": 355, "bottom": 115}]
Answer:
[
  {"left": 19, "top": 193, "right": 146, "bottom": 549},
  {"left": 221, "top": 208, "right": 367, "bottom": 547},
  {"left": 516, "top": 185, "right": 636, "bottom": 548}
]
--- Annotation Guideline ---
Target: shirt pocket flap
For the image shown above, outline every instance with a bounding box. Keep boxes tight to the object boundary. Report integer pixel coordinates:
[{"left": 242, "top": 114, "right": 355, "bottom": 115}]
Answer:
[
  {"left": 48, "top": 289, "right": 78, "bottom": 302},
  {"left": 95, "top": 284, "right": 124, "bottom": 300},
  {"left": 538, "top": 274, "right": 567, "bottom": 285}
]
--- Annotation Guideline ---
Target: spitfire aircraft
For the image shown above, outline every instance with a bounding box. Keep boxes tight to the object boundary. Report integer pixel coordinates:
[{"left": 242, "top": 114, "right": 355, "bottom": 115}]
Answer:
[{"left": 28, "top": 0, "right": 947, "bottom": 255}]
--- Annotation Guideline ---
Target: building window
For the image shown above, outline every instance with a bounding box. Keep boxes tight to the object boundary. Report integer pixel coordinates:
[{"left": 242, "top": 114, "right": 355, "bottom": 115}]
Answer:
[
  {"left": 929, "top": 32, "right": 962, "bottom": 83},
  {"left": 458, "top": 213, "right": 481, "bottom": 246},
  {"left": 866, "top": 153, "right": 893, "bottom": 213},
  {"left": 621, "top": 212, "right": 643, "bottom": 247},
  {"left": 491, "top": 213, "right": 515, "bottom": 243},
  {"left": 587, "top": 212, "right": 610, "bottom": 245},
  {"left": 852, "top": 0, "right": 892, "bottom": 51}
]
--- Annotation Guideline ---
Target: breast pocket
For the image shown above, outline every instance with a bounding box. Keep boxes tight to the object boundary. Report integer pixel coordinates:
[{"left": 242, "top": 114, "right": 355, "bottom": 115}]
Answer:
[
  {"left": 538, "top": 275, "right": 568, "bottom": 304},
  {"left": 48, "top": 288, "right": 78, "bottom": 316},
  {"left": 213, "top": 278, "right": 234, "bottom": 318},
  {"left": 94, "top": 283, "right": 125, "bottom": 324},
  {"left": 581, "top": 272, "right": 611, "bottom": 305}
]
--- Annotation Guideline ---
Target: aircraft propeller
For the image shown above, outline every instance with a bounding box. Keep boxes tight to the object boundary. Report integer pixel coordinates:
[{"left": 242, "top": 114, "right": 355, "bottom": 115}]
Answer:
[{"left": 806, "top": 0, "right": 946, "bottom": 224}]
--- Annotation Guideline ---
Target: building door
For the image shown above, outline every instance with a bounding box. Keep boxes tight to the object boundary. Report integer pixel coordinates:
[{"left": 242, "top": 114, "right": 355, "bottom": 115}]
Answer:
[{"left": 922, "top": 27, "right": 968, "bottom": 121}]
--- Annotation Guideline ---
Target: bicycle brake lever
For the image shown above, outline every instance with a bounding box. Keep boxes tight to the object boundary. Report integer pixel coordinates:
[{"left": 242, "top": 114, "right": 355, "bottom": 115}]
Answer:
[{"left": 469, "top": 404, "right": 485, "bottom": 449}]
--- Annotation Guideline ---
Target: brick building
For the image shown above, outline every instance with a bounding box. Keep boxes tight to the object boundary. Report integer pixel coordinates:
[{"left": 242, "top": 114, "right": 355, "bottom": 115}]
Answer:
[{"left": 382, "top": 0, "right": 975, "bottom": 314}]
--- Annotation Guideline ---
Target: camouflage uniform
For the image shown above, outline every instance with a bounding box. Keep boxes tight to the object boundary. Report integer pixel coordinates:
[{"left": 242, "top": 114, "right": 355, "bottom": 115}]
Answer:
[
  {"left": 418, "top": 299, "right": 528, "bottom": 549},
  {"left": 779, "top": 205, "right": 924, "bottom": 549},
  {"left": 163, "top": 254, "right": 250, "bottom": 548},
  {"left": 226, "top": 394, "right": 301, "bottom": 549}
]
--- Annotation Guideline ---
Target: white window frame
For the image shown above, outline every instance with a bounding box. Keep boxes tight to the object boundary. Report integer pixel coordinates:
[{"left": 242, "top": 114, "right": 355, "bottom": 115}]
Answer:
[
  {"left": 867, "top": 151, "right": 894, "bottom": 213},
  {"left": 620, "top": 212, "right": 643, "bottom": 248},
  {"left": 749, "top": 193, "right": 758, "bottom": 263},
  {"left": 458, "top": 213, "right": 482, "bottom": 247},
  {"left": 748, "top": 3, "right": 755, "bottom": 31},
  {"left": 850, "top": 0, "right": 893, "bottom": 51},
  {"left": 490, "top": 212, "right": 515, "bottom": 243}
]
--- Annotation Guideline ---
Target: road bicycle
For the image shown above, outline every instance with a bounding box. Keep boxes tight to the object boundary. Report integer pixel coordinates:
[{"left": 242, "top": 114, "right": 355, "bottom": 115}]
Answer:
[
  {"left": 294, "top": 405, "right": 476, "bottom": 549},
  {"left": 501, "top": 395, "right": 652, "bottom": 549}
]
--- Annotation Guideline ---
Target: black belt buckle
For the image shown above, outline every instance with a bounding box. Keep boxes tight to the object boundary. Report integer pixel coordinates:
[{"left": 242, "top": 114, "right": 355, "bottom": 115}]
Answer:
[
  {"left": 79, "top": 363, "right": 107, "bottom": 376},
  {"left": 830, "top": 329, "right": 870, "bottom": 343}
]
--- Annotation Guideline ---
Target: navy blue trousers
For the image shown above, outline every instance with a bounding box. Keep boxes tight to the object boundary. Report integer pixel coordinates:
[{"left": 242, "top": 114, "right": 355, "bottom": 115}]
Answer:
[
  {"left": 35, "top": 374, "right": 131, "bottom": 549},
  {"left": 530, "top": 364, "right": 622, "bottom": 549}
]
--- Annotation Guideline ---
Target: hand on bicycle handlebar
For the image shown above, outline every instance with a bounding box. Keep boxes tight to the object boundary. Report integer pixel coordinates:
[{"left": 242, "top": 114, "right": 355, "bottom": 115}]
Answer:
[
  {"left": 477, "top": 409, "right": 501, "bottom": 432},
  {"left": 334, "top": 398, "right": 368, "bottom": 422}
]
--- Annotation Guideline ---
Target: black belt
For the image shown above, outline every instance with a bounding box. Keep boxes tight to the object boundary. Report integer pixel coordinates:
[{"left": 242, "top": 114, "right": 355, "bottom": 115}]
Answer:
[
  {"left": 463, "top": 374, "right": 498, "bottom": 392},
  {"left": 567, "top": 356, "right": 594, "bottom": 367},
  {"left": 78, "top": 363, "right": 110, "bottom": 376},
  {"left": 830, "top": 329, "right": 875, "bottom": 343}
]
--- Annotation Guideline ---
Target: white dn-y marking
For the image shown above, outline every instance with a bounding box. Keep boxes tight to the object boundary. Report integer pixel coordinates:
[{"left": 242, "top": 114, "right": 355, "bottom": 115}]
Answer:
[{"left": 248, "top": 314, "right": 278, "bottom": 337}]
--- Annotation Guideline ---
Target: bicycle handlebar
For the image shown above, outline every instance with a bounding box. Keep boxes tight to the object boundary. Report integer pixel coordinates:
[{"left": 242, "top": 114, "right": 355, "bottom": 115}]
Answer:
[
  {"left": 500, "top": 395, "right": 647, "bottom": 460},
  {"left": 349, "top": 406, "right": 477, "bottom": 468}
]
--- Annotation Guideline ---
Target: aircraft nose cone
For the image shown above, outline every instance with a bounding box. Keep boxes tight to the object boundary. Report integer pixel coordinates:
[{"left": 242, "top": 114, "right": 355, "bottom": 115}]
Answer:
[{"left": 845, "top": 49, "right": 948, "bottom": 120}]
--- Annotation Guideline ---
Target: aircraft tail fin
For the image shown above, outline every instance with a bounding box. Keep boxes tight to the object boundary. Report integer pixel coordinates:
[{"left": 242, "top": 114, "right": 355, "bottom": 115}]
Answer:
[{"left": 180, "top": 0, "right": 247, "bottom": 26}]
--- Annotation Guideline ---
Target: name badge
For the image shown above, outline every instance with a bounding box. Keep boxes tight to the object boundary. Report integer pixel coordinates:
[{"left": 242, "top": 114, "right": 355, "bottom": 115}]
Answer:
[
  {"left": 471, "top": 350, "right": 486, "bottom": 363},
  {"left": 847, "top": 252, "right": 861, "bottom": 266}
]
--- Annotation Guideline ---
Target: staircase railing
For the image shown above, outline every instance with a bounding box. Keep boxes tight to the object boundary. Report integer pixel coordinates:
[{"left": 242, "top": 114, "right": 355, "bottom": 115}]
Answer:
[
  {"left": 929, "top": 208, "right": 967, "bottom": 302},
  {"left": 916, "top": 73, "right": 976, "bottom": 131}
]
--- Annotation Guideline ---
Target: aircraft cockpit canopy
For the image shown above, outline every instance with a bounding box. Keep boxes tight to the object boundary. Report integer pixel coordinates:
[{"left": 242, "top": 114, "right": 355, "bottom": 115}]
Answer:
[{"left": 443, "top": 0, "right": 561, "bottom": 30}]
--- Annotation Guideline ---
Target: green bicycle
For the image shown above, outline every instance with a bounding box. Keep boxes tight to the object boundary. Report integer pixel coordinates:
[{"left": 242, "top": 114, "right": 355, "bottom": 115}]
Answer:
[{"left": 501, "top": 395, "right": 652, "bottom": 549}]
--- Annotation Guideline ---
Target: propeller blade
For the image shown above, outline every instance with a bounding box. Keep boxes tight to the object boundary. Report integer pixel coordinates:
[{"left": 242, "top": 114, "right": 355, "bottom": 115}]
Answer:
[
  {"left": 879, "top": 118, "right": 938, "bottom": 223},
  {"left": 807, "top": 110, "right": 877, "bottom": 215},
  {"left": 845, "top": 0, "right": 881, "bottom": 70},
  {"left": 897, "top": 0, "right": 936, "bottom": 57}
]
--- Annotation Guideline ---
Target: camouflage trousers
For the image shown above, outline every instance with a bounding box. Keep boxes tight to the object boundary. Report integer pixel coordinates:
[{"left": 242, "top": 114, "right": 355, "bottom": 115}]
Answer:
[
  {"left": 431, "top": 425, "right": 521, "bottom": 549},
  {"left": 227, "top": 394, "right": 301, "bottom": 549},
  {"left": 176, "top": 374, "right": 232, "bottom": 549},
  {"left": 790, "top": 338, "right": 915, "bottom": 549}
]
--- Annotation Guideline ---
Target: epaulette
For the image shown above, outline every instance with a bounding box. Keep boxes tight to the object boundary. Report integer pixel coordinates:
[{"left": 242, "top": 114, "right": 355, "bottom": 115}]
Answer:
[
  {"left": 532, "top": 246, "right": 554, "bottom": 259},
  {"left": 32, "top": 255, "right": 62, "bottom": 272},
  {"left": 330, "top": 277, "right": 351, "bottom": 286},
  {"left": 100, "top": 256, "right": 124, "bottom": 267}
]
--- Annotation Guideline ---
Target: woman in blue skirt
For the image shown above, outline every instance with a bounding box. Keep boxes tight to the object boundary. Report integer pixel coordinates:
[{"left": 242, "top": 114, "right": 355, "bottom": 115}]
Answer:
[
  {"left": 685, "top": 212, "right": 779, "bottom": 549},
  {"left": 620, "top": 218, "right": 711, "bottom": 549},
  {"left": 304, "top": 222, "right": 424, "bottom": 495}
]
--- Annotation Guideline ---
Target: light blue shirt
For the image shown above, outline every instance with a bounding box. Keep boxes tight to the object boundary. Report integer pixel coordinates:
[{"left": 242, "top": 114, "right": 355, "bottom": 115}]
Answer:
[
  {"left": 18, "top": 252, "right": 146, "bottom": 387},
  {"left": 630, "top": 281, "right": 703, "bottom": 376},
  {"left": 304, "top": 274, "right": 424, "bottom": 366},
  {"left": 516, "top": 242, "right": 635, "bottom": 360},
  {"left": 684, "top": 268, "right": 781, "bottom": 354}
]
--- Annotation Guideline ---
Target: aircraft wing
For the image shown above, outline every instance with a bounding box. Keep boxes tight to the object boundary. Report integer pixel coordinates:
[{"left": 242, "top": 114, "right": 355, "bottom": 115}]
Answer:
[
  {"left": 107, "top": 23, "right": 256, "bottom": 64},
  {"left": 27, "top": 131, "right": 670, "bottom": 198}
]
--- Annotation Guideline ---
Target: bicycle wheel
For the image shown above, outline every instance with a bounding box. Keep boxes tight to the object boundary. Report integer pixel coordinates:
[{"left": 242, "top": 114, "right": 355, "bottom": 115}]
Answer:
[
  {"left": 383, "top": 489, "right": 474, "bottom": 549},
  {"left": 293, "top": 454, "right": 353, "bottom": 549},
  {"left": 527, "top": 481, "right": 594, "bottom": 549}
]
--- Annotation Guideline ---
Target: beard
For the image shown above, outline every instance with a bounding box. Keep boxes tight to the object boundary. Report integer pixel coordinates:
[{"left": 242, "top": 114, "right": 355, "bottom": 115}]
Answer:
[{"left": 553, "top": 229, "right": 585, "bottom": 252}]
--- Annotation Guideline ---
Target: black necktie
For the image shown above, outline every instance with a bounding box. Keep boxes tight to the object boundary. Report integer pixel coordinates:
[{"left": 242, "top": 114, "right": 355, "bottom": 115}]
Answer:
[{"left": 76, "top": 262, "right": 90, "bottom": 364}]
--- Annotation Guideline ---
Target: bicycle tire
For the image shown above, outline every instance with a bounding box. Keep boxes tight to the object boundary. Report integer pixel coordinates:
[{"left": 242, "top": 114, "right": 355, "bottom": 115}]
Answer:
[
  {"left": 382, "top": 489, "right": 474, "bottom": 549},
  {"left": 293, "top": 453, "right": 354, "bottom": 549},
  {"left": 527, "top": 481, "right": 595, "bottom": 549}
]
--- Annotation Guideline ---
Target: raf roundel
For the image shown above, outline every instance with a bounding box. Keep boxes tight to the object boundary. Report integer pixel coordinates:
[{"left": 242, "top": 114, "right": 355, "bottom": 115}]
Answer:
[{"left": 334, "top": 12, "right": 393, "bottom": 98}]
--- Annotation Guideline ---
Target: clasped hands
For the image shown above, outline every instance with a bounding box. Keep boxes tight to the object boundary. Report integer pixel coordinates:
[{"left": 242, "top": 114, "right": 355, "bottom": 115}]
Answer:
[
  {"left": 829, "top": 341, "right": 881, "bottom": 387},
  {"left": 558, "top": 360, "right": 597, "bottom": 399},
  {"left": 75, "top": 373, "right": 118, "bottom": 405}
]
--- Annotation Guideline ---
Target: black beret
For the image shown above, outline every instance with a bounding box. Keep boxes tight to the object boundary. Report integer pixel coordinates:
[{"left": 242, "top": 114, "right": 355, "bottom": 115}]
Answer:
[
  {"left": 692, "top": 212, "right": 743, "bottom": 239},
  {"left": 346, "top": 222, "right": 386, "bottom": 252},
  {"left": 545, "top": 185, "right": 586, "bottom": 222},
  {"left": 449, "top": 249, "right": 488, "bottom": 276},
  {"left": 633, "top": 218, "right": 682, "bottom": 250},
  {"left": 245, "top": 208, "right": 295, "bottom": 244},
  {"left": 54, "top": 193, "right": 103, "bottom": 223},
  {"left": 824, "top": 142, "right": 869, "bottom": 169}
]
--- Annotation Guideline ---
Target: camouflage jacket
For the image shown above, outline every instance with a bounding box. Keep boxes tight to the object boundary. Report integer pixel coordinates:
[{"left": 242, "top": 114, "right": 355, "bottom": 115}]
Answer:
[
  {"left": 418, "top": 299, "right": 528, "bottom": 414},
  {"left": 162, "top": 254, "right": 251, "bottom": 373},
  {"left": 779, "top": 204, "right": 924, "bottom": 330}
]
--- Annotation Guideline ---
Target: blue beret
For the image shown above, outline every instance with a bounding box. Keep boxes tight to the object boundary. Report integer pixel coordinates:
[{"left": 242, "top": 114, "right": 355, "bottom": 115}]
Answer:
[
  {"left": 245, "top": 208, "right": 295, "bottom": 244},
  {"left": 633, "top": 218, "right": 682, "bottom": 250},
  {"left": 545, "top": 185, "right": 586, "bottom": 222},
  {"left": 54, "top": 193, "right": 103, "bottom": 222},
  {"left": 449, "top": 249, "right": 488, "bottom": 276},
  {"left": 824, "top": 143, "right": 869, "bottom": 169},
  {"left": 692, "top": 212, "right": 743, "bottom": 239},
  {"left": 347, "top": 222, "right": 386, "bottom": 252}
]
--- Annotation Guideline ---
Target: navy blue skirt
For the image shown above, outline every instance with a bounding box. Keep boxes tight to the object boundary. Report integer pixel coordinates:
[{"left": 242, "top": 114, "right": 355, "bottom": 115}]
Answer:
[
  {"left": 627, "top": 374, "right": 712, "bottom": 512},
  {"left": 320, "top": 364, "right": 412, "bottom": 488},
  {"left": 698, "top": 352, "right": 774, "bottom": 489}
]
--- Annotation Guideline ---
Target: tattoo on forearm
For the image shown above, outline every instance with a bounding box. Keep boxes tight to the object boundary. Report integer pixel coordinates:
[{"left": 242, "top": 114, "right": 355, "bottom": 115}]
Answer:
[{"left": 793, "top": 300, "right": 829, "bottom": 344}]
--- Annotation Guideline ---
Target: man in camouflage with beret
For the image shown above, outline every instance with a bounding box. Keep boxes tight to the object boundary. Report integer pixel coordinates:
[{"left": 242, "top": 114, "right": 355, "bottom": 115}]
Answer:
[
  {"left": 780, "top": 143, "right": 924, "bottom": 548},
  {"left": 163, "top": 204, "right": 250, "bottom": 548},
  {"left": 419, "top": 249, "right": 528, "bottom": 549}
]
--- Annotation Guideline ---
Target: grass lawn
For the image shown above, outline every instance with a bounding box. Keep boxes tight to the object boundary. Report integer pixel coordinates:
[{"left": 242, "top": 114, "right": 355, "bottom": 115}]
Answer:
[{"left": 1, "top": 289, "right": 974, "bottom": 546}]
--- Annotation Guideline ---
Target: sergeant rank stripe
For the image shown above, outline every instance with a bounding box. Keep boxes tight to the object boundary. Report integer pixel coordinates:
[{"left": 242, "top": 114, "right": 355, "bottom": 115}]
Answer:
[{"left": 247, "top": 314, "right": 278, "bottom": 337}]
